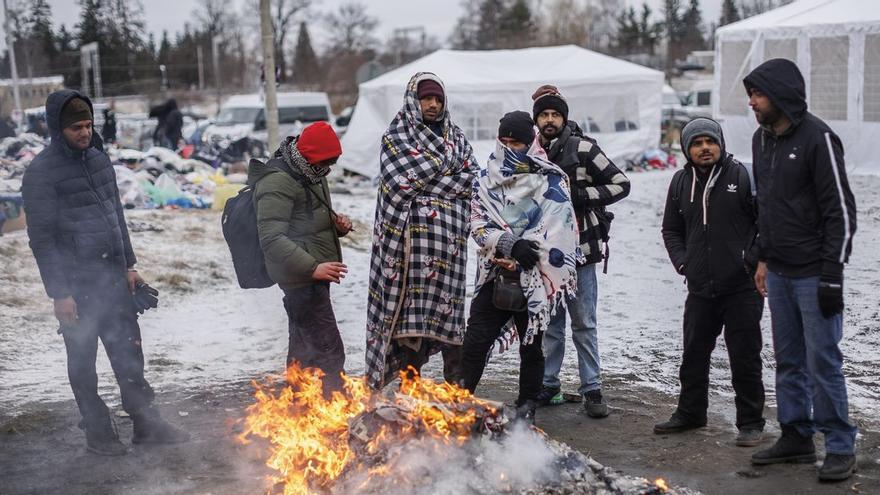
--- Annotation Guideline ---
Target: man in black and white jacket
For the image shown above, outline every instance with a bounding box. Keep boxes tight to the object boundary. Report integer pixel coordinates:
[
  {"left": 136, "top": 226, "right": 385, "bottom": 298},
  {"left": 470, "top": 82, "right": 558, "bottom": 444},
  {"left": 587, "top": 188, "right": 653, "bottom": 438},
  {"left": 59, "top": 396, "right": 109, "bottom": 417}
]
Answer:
[
  {"left": 657, "top": 117, "right": 765, "bottom": 446},
  {"left": 744, "top": 58, "right": 858, "bottom": 482},
  {"left": 530, "top": 85, "right": 630, "bottom": 417}
]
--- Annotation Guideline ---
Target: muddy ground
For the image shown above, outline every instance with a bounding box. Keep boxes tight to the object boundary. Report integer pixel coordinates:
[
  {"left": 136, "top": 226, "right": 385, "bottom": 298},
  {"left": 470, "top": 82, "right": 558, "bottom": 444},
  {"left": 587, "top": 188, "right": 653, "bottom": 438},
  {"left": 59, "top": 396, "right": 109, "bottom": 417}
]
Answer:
[{"left": 1, "top": 372, "right": 877, "bottom": 495}]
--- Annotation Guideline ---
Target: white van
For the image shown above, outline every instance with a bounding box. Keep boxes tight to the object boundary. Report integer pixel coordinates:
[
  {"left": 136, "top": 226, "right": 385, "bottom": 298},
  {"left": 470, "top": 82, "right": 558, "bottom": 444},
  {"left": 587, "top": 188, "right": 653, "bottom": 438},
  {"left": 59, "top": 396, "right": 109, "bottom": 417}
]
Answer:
[{"left": 201, "top": 92, "right": 334, "bottom": 145}]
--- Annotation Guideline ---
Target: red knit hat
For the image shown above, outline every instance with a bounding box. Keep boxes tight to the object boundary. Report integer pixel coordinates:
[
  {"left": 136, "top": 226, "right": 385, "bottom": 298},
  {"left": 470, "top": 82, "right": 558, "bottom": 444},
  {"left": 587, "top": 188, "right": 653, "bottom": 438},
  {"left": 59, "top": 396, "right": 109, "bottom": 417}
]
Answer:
[
  {"left": 296, "top": 121, "right": 342, "bottom": 164},
  {"left": 417, "top": 80, "right": 444, "bottom": 102}
]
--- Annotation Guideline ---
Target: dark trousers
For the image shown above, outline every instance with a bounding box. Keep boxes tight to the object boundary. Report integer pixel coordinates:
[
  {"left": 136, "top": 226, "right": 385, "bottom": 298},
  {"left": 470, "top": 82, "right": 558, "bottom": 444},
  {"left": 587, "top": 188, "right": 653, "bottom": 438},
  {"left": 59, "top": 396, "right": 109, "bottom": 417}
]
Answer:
[
  {"left": 676, "top": 290, "right": 766, "bottom": 430},
  {"left": 63, "top": 276, "right": 154, "bottom": 429},
  {"left": 399, "top": 342, "right": 463, "bottom": 384},
  {"left": 282, "top": 282, "right": 345, "bottom": 390},
  {"left": 461, "top": 285, "right": 544, "bottom": 406}
]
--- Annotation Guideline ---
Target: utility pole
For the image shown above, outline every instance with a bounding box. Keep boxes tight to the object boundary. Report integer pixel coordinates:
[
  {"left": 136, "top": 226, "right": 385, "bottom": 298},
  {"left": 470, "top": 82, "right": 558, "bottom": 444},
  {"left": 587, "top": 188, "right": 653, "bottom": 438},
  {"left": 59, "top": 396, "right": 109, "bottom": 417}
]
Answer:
[
  {"left": 212, "top": 35, "right": 221, "bottom": 114},
  {"left": 259, "top": 0, "right": 279, "bottom": 151},
  {"left": 197, "top": 45, "right": 205, "bottom": 91},
  {"left": 2, "top": 0, "right": 22, "bottom": 125}
]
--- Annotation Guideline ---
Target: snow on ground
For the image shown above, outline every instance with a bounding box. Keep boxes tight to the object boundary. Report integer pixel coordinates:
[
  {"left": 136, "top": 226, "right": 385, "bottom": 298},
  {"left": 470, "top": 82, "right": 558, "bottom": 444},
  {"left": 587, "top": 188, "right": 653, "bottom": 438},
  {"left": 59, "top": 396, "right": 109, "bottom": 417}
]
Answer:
[{"left": 1, "top": 171, "right": 878, "bottom": 428}]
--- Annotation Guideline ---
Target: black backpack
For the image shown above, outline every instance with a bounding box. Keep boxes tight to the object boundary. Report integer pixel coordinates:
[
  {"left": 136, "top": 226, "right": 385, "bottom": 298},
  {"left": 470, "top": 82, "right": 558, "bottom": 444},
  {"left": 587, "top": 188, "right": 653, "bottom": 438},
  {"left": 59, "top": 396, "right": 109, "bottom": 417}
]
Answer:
[{"left": 221, "top": 158, "right": 293, "bottom": 289}]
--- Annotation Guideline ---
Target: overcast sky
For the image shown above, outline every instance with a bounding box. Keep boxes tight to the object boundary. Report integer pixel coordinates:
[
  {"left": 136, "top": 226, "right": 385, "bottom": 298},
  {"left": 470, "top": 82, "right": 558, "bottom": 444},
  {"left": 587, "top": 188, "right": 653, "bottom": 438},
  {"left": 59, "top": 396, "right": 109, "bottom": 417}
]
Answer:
[{"left": 2, "top": 0, "right": 724, "bottom": 51}]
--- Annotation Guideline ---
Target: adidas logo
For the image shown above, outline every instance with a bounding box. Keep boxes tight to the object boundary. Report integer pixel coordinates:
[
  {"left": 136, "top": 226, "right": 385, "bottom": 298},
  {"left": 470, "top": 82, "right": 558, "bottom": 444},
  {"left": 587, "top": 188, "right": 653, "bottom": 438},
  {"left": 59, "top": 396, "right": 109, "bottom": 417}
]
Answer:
[{"left": 726, "top": 183, "right": 738, "bottom": 193}]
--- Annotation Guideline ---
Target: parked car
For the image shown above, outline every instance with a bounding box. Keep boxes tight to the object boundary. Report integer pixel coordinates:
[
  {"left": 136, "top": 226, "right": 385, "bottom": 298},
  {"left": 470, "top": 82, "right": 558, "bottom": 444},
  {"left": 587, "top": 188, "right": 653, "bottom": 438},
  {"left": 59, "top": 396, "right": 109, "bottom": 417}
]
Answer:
[{"left": 201, "top": 92, "right": 334, "bottom": 145}]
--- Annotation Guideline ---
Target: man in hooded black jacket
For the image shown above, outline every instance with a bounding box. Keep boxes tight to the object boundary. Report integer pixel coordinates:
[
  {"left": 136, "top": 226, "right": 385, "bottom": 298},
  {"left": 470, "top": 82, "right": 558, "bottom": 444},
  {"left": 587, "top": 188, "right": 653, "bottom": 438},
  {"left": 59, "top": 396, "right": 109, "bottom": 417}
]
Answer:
[
  {"left": 743, "top": 58, "right": 858, "bottom": 481},
  {"left": 657, "top": 117, "right": 765, "bottom": 446},
  {"left": 22, "top": 90, "right": 188, "bottom": 456}
]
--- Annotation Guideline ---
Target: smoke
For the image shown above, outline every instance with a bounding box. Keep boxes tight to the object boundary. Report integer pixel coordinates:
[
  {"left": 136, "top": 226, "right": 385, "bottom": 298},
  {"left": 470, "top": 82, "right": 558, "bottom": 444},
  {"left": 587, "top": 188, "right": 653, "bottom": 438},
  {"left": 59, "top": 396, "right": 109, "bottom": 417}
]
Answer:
[{"left": 332, "top": 420, "right": 557, "bottom": 495}]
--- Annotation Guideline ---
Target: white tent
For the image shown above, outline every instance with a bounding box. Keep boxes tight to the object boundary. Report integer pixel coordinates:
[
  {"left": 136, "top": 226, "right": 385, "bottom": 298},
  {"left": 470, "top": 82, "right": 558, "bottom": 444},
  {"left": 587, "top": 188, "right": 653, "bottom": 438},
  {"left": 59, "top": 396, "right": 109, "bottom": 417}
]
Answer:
[
  {"left": 338, "top": 45, "right": 664, "bottom": 177},
  {"left": 714, "top": 0, "right": 880, "bottom": 173}
]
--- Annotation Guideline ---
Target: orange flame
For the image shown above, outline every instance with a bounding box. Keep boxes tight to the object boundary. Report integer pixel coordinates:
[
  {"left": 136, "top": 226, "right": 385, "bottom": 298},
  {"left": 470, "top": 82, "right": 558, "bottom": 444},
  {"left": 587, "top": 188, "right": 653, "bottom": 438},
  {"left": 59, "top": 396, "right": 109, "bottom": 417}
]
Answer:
[
  {"left": 238, "top": 364, "right": 497, "bottom": 495},
  {"left": 655, "top": 477, "right": 669, "bottom": 492}
]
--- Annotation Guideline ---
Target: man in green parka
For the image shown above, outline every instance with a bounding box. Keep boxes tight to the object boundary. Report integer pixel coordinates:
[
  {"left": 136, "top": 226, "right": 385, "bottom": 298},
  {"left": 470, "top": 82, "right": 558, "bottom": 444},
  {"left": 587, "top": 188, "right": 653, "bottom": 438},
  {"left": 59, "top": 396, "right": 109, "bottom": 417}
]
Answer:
[{"left": 248, "top": 121, "right": 352, "bottom": 391}]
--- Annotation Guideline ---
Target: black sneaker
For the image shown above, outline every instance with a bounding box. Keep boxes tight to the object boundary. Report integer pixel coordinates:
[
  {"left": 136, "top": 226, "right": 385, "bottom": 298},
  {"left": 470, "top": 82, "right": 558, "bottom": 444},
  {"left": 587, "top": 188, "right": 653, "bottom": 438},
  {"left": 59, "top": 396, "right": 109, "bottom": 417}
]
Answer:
[
  {"left": 735, "top": 428, "right": 764, "bottom": 447},
  {"left": 653, "top": 413, "right": 706, "bottom": 434},
  {"left": 818, "top": 454, "right": 856, "bottom": 481},
  {"left": 751, "top": 427, "right": 816, "bottom": 465},
  {"left": 83, "top": 419, "right": 127, "bottom": 456},
  {"left": 584, "top": 389, "right": 610, "bottom": 418},
  {"left": 514, "top": 400, "right": 537, "bottom": 426},
  {"left": 534, "top": 386, "right": 563, "bottom": 407},
  {"left": 132, "top": 409, "right": 190, "bottom": 445}
]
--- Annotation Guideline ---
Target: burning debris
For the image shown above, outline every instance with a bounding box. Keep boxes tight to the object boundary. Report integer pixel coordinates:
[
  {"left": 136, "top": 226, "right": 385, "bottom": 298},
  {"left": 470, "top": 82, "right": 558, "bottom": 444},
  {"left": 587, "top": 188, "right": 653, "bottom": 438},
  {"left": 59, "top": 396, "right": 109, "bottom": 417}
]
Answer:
[{"left": 238, "top": 365, "right": 697, "bottom": 495}]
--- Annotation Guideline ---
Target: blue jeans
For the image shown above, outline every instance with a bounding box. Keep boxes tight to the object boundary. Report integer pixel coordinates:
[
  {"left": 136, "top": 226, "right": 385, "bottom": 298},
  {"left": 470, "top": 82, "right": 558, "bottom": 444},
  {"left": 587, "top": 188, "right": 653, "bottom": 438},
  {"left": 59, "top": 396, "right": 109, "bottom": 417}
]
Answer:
[
  {"left": 766, "top": 271, "right": 857, "bottom": 455},
  {"left": 543, "top": 263, "right": 600, "bottom": 395}
]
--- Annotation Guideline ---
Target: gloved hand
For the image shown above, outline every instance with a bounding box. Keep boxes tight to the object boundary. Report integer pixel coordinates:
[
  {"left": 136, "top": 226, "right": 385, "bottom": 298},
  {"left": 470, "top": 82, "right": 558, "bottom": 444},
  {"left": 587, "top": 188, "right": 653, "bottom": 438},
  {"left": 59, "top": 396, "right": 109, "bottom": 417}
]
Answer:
[
  {"left": 818, "top": 262, "right": 844, "bottom": 318},
  {"left": 511, "top": 239, "right": 541, "bottom": 270},
  {"left": 134, "top": 282, "right": 159, "bottom": 314}
]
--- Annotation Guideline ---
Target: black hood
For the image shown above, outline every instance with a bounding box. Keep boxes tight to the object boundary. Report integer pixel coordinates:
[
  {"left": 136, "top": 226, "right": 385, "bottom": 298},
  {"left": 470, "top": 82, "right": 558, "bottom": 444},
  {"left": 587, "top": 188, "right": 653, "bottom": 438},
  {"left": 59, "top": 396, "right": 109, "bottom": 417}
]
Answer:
[
  {"left": 45, "top": 89, "right": 103, "bottom": 152},
  {"left": 743, "top": 58, "right": 807, "bottom": 127}
]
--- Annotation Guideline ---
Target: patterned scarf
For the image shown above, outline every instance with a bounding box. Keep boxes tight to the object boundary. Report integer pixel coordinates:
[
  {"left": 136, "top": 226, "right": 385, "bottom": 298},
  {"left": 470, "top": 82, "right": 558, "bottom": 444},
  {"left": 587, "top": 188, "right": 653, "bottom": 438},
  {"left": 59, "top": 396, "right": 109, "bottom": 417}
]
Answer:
[
  {"left": 364, "top": 72, "right": 477, "bottom": 389},
  {"left": 276, "top": 135, "right": 329, "bottom": 184},
  {"left": 472, "top": 141, "right": 583, "bottom": 352}
]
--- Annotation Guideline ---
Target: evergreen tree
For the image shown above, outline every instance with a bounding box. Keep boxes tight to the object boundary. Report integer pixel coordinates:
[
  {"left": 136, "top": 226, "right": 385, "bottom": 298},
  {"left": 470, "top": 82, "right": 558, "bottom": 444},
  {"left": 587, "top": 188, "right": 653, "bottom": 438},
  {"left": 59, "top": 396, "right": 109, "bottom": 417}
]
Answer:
[
  {"left": 291, "top": 21, "right": 321, "bottom": 89},
  {"left": 476, "top": 0, "right": 504, "bottom": 49},
  {"left": 498, "top": 0, "right": 535, "bottom": 48},
  {"left": 450, "top": 0, "right": 482, "bottom": 50},
  {"left": 719, "top": 0, "right": 740, "bottom": 25},
  {"left": 28, "top": 0, "right": 58, "bottom": 68},
  {"left": 158, "top": 30, "right": 171, "bottom": 64},
  {"left": 614, "top": 6, "right": 640, "bottom": 54},
  {"left": 638, "top": 3, "right": 662, "bottom": 55},
  {"left": 680, "top": 0, "right": 706, "bottom": 54}
]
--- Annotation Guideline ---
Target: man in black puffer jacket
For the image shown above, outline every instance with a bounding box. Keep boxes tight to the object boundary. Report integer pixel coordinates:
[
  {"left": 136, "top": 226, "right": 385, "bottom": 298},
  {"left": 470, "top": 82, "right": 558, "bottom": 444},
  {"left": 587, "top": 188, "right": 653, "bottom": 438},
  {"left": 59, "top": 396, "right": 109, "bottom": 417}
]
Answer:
[
  {"left": 743, "top": 59, "right": 858, "bottom": 482},
  {"left": 22, "top": 90, "right": 188, "bottom": 456},
  {"left": 657, "top": 117, "right": 765, "bottom": 446}
]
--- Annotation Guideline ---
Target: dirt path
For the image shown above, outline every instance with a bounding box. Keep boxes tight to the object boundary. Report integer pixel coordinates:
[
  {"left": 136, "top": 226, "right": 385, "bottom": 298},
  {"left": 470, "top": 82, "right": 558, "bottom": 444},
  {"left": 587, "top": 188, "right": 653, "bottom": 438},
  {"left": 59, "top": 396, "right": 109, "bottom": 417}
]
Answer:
[{"left": 2, "top": 373, "right": 877, "bottom": 494}]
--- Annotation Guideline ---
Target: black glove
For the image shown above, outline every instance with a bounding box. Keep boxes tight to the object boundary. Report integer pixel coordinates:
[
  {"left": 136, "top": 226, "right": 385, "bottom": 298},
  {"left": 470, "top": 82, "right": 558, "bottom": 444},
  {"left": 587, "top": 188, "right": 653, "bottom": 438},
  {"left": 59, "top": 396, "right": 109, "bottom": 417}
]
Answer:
[
  {"left": 511, "top": 239, "right": 540, "bottom": 270},
  {"left": 817, "top": 263, "right": 844, "bottom": 318},
  {"left": 134, "top": 282, "right": 159, "bottom": 314}
]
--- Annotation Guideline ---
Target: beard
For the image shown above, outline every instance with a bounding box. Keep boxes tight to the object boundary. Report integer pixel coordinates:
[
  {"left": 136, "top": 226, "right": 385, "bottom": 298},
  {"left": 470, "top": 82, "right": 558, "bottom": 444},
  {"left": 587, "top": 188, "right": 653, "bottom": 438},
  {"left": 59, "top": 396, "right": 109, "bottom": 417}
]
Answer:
[
  {"left": 539, "top": 123, "right": 560, "bottom": 140},
  {"left": 755, "top": 104, "right": 784, "bottom": 127}
]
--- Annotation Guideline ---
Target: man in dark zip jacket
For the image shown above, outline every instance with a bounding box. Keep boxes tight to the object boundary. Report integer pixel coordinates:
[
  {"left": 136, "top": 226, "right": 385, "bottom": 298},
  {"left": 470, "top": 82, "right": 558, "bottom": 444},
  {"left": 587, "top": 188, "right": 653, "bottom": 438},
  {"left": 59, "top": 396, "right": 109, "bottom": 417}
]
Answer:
[
  {"left": 656, "top": 118, "right": 765, "bottom": 446},
  {"left": 744, "top": 58, "right": 858, "bottom": 481},
  {"left": 22, "top": 90, "right": 188, "bottom": 456}
]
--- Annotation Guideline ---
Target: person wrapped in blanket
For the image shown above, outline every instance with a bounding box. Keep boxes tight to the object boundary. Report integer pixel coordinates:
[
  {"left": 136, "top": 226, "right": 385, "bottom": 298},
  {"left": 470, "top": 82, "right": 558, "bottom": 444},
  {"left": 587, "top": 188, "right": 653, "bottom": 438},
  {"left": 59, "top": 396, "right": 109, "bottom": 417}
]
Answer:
[
  {"left": 460, "top": 110, "right": 583, "bottom": 424},
  {"left": 364, "top": 72, "right": 477, "bottom": 389}
]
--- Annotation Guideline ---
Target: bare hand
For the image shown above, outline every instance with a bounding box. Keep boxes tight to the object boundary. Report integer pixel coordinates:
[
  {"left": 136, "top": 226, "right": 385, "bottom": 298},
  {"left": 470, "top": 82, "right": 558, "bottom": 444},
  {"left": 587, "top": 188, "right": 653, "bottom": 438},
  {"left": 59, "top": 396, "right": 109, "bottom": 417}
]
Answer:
[
  {"left": 754, "top": 261, "right": 768, "bottom": 297},
  {"left": 333, "top": 213, "right": 353, "bottom": 236},
  {"left": 312, "top": 262, "right": 348, "bottom": 283},
  {"left": 126, "top": 270, "right": 145, "bottom": 294},
  {"left": 54, "top": 296, "right": 78, "bottom": 325}
]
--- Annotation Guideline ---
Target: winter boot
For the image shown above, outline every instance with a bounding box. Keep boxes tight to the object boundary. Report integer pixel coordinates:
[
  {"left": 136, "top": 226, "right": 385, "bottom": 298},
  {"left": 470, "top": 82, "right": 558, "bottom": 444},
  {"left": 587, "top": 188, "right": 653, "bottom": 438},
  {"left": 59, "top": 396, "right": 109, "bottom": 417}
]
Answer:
[
  {"left": 514, "top": 400, "right": 538, "bottom": 426},
  {"left": 818, "top": 454, "right": 856, "bottom": 481},
  {"left": 534, "top": 386, "right": 563, "bottom": 407},
  {"left": 584, "top": 389, "right": 610, "bottom": 418},
  {"left": 751, "top": 427, "right": 816, "bottom": 465},
  {"left": 131, "top": 408, "right": 191, "bottom": 445},
  {"left": 81, "top": 417, "right": 127, "bottom": 456}
]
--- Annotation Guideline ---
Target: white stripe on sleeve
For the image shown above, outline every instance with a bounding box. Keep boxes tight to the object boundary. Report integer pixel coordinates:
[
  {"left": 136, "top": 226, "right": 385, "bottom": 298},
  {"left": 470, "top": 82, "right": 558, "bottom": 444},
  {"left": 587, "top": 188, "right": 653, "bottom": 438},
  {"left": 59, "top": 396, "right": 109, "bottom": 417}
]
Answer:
[{"left": 823, "top": 132, "right": 851, "bottom": 264}]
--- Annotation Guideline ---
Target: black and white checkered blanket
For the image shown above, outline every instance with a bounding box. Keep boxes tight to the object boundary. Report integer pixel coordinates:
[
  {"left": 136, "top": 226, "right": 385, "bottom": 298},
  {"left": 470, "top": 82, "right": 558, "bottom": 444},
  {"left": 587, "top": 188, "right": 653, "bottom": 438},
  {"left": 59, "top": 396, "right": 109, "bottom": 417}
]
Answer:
[{"left": 365, "top": 72, "right": 477, "bottom": 389}]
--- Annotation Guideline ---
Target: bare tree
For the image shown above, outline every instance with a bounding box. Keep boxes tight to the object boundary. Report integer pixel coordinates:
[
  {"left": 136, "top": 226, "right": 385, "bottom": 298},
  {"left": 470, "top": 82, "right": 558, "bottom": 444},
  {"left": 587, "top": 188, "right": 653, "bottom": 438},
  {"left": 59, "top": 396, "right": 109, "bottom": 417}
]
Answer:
[
  {"left": 322, "top": 1, "right": 378, "bottom": 55},
  {"left": 246, "top": 0, "right": 310, "bottom": 81}
]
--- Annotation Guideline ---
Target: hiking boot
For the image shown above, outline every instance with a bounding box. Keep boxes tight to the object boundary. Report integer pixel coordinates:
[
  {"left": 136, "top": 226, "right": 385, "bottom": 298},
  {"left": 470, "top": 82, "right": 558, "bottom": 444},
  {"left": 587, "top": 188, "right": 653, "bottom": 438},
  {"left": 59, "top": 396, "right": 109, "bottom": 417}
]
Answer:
[
  {"left": 818, "top": 454, "right": 856, "bottom": 481},
  {"left": 653, "top": 413, "right": 706, "bottom": 434},
  {"left": 751, "top": 427, "right": 816, "bottom": 465},
  {"left": 82, "top": 419, "right": 127, "bottom": 456},
  {"left": 735, "top": 428, "right": 764, "bottom": 447},
  {"left": 514, "top": 400, "right": 537, "bottom": 426},
  {"left": 132, "top": 409, "right": 191, "bottom": 445},
  {"left": 584, "top": 389, "right": 610, "bottom": 418},
  {"left": 534, "top": 386, "right": 563, "bottom": 407}
]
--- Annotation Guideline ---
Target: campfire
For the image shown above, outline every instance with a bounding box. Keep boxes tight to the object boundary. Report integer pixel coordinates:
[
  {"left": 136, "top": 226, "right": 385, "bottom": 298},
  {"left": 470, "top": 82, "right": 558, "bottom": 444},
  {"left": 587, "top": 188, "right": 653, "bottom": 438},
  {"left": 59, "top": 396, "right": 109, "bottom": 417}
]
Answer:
[{"left": 238, "top": 365, "right": 691, "bottom": 495}]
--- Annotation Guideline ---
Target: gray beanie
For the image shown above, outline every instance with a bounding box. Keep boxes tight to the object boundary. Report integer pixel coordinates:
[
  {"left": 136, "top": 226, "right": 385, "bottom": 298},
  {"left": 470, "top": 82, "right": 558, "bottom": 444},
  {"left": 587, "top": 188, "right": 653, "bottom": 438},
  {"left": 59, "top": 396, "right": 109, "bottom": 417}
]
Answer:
[{"left": 681, "top": 117, "right": 725, "bottom": 162}]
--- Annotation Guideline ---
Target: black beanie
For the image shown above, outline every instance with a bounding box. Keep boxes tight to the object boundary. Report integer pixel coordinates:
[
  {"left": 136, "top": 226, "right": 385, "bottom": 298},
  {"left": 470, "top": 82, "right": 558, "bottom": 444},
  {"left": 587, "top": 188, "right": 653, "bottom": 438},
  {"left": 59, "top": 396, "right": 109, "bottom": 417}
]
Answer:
[
  {"left": 61, "top": 97, "right": 93, "bottom": 129},
  {"left": 532, "top": 92, "right": 569, "bottom": 122},
  {"left": 498, "top": 111, "right": 535, "bottom": 146}
]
